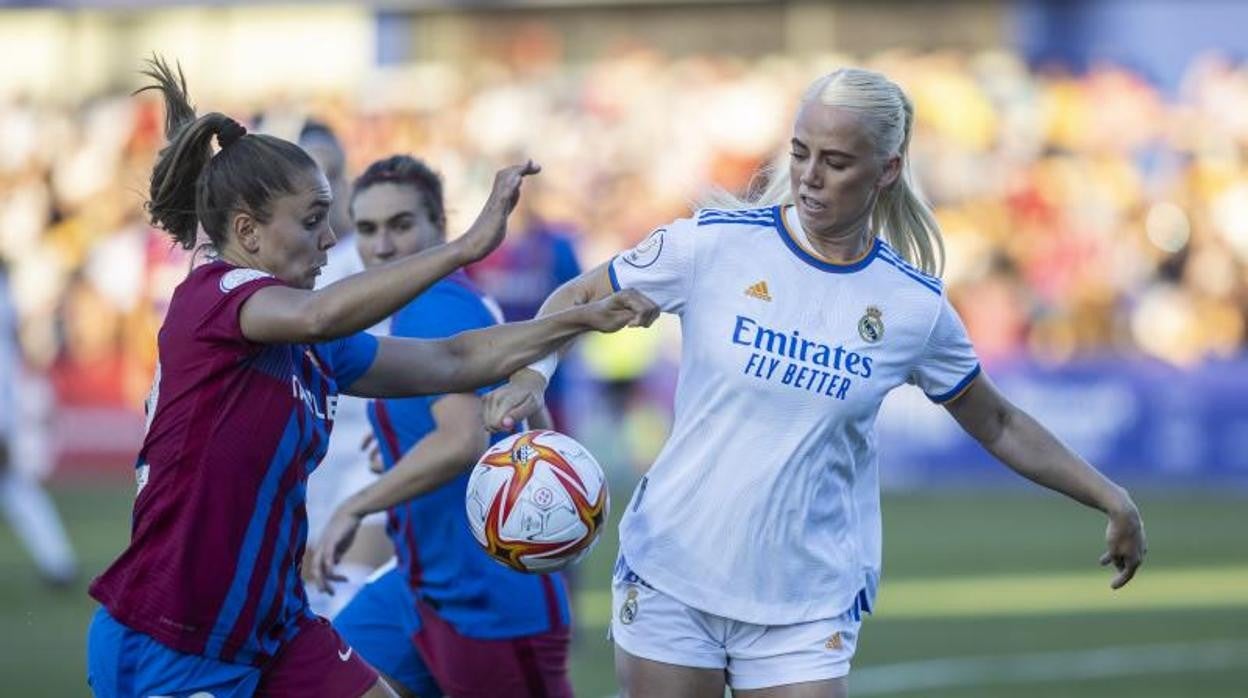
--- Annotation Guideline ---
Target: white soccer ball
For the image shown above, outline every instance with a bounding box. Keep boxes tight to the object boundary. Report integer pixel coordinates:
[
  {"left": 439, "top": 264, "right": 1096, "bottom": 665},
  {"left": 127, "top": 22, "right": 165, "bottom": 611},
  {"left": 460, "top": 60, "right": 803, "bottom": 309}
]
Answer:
[{"left": 465, "top": 429, "right": 609, "bottom": 573}]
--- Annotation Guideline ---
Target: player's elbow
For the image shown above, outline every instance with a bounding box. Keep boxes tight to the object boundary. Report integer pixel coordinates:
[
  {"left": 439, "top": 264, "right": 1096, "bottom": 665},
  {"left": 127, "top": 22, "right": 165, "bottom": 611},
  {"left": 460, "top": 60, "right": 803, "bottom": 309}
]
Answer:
[
  {"left": 454, "top": 427, "right": 490, "bottom": 467},
  {"left": 296, "top": 295, "right": 345, "bottom": 343},
  {"left": 976, "top": 401, "right": 1015, "bottom": 449}
]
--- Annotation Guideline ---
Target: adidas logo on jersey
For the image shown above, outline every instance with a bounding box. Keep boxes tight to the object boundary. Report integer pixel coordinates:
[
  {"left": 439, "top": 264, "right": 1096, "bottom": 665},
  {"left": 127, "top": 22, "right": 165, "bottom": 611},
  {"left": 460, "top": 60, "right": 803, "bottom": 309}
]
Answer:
[
  {"left": 745, "top": 281, "right": 772, "bottom": 301},
  {"left": 825, "top": 631, "right": 843, "bottom": 650}
]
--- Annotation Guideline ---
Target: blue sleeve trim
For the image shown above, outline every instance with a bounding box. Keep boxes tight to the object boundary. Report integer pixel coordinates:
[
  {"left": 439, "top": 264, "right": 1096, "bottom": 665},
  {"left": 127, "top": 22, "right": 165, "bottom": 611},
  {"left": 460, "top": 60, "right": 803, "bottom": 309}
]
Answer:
[
  {"left": 927, "top": 363, "right": 982, "bottom": 403},
  {"left": 607, "top": 258, "right": 622, "bottom": 292},
  {"left": 335, "top": 333, "right": 380, "bottom": 389},
  {"left": 877, "top": 247, "right": 942, "bottom": 295}
]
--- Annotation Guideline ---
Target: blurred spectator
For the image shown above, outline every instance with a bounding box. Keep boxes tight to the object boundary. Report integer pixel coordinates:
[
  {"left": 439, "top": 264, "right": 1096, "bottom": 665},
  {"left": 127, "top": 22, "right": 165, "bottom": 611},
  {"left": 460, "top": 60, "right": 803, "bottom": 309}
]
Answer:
[{"left": 4, "top": 47, "right": 1248, "bottom": 474}]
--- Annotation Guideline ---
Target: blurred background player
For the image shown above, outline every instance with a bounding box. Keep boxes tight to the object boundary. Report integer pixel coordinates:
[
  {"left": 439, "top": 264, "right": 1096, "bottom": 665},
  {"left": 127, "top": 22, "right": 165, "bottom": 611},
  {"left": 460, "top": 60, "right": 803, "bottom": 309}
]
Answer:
[
  {"left": 0, "top": 259, "right": 78, "bottom": 588},
  {"left": 484, "top": 67, "right": 1147, "bottom": 697},
  {"left": 85, "top": 57, "right": 654, "bottom": 698},
  {"left": 297, "top": 119, "right": 392, "bottom": 619},
  {"left": 311, "top": 155, "right": 573, "bottom": 698}
]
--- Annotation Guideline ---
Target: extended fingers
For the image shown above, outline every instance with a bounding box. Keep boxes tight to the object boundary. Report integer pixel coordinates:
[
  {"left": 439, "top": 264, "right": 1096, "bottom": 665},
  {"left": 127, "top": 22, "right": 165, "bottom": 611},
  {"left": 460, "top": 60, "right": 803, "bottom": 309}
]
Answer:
[{"left": 496, "top": 160, "right": 541, "bottom": 188}]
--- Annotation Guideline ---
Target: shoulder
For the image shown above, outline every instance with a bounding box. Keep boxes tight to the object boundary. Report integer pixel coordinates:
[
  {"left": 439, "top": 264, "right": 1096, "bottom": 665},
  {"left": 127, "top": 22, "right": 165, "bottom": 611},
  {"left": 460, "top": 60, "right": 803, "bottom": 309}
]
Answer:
[
  {"left": 694, "top": 205, "right": 779, "bottom": 230},
  {"left": 394, "top": 276, "right": 497, "bottom": 335},
  {"left": 177, "top": 261, "right": 279, "bottom": 306},
  {"left": 872, "top": 241, "right": 943, "bottom": 297},
  {"left": 216, "top": 265, "right": 276, "bottom": 294},
  {"left": 435, "top": 274, "right": 494, "bottom": 313}
]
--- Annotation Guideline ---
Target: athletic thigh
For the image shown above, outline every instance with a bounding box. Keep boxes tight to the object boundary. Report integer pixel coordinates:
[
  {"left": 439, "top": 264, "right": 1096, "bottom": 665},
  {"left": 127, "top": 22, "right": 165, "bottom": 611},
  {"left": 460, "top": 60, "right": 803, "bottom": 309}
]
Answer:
[
  {"left": 734, "top": 676, "right": 848, "bottom": 698},
  {"left": 614, "top": 645, "right": 727, "bottom": 698}
]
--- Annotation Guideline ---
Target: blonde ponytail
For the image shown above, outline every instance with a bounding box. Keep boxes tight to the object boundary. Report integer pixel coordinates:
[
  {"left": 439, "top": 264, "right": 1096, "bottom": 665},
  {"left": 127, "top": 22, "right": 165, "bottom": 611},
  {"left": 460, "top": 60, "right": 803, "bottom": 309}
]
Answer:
[{"left": 873, "top": 91, "right": 944, "bottom": 275}]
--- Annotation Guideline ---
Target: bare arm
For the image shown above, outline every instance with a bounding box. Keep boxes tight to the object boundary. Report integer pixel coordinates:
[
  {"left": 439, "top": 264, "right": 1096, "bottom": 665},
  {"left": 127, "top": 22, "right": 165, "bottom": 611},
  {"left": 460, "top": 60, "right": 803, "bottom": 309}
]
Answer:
[
  {"left": 239, "top": 162, "right": 538, "bottom": 344},
  {"left": 944, "top": 372, "right": 1147, "bottom": 588},
  {"left": 308, "top": 394, "right": 486, "bottom": 592},
  {"left": 351, "top": 395, "right": 484, "bottom": 514},
  {"left": 482, "top": 263, "right": 617, "bottom": 430},
  {"left": 346, "top": 287, "right": 658, "bottom": 398}
]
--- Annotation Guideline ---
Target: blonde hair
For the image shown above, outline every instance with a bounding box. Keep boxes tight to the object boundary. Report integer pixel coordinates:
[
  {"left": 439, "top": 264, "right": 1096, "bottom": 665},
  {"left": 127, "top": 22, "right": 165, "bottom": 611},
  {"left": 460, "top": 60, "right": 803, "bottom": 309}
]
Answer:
[{"left": 703, "top": 68, "right": 944, "bottom": 276}]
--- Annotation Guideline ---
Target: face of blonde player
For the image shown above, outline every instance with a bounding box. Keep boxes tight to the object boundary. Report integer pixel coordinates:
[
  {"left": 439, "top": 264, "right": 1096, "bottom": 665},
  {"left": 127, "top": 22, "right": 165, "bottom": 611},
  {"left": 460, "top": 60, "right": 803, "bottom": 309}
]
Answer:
[
  {"left": 351, "top": 182, "right": 445, "bottom": 270},
  {"left": 250, "top": 168, "right": 336, "bottom": 289},
  {"left": 788, "top": 101, "right": 900, "bottom": 251}
]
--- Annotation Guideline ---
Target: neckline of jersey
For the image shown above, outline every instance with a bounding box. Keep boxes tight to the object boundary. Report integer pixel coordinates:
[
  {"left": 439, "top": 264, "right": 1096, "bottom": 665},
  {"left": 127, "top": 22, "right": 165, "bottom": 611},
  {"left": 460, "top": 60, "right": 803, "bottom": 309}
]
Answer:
[{"left": 771, "top": 205, "right": 880, "bottom": 273}]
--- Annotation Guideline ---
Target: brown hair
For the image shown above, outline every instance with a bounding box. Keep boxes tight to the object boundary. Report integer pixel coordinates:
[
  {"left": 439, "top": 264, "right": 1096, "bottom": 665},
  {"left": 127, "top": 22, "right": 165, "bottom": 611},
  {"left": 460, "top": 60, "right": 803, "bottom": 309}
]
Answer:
[
  {"left": 351, "top": 155, "right": 447, "bottom": 234},
  {"left": 137, "top": 56, "right": 319, "bottom": 250}
]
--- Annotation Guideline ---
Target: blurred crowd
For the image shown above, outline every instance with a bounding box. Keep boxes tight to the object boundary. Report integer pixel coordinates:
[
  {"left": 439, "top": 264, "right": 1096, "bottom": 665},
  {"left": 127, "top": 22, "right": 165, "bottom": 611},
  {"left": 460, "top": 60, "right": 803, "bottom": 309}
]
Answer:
[{"left": 2, "top": 47, "right": 1248, "bottom": 421}]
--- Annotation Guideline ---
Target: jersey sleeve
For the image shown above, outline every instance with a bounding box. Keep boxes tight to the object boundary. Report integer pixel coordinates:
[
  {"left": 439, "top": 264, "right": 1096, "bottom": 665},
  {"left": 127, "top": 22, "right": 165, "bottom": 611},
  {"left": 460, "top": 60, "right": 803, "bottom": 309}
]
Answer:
[
  {"left": 319, "top": 332, "right": 380, "bottom": 389},
  {"left": 391, "top": 286, "right": 497, "bottom": 341},
  {"left": 607, "top": 216, "right": 697, "bottom": 314},
  {"left": 196, "top": 266, "right": 286, "bottom": 347},
  {"left": 909, "top": 296, "right": 981, "bottom": 403},
  {"left": 552, "top": 236, "right": 583, "bottom": 287}
]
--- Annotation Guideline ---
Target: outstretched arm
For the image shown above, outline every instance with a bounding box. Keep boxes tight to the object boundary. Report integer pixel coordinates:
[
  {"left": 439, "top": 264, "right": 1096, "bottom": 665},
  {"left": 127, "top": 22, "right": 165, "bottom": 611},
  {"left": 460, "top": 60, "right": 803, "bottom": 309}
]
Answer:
[
  {"left": 482, "top": 262, "right": 616, "bottom": 430},
  {"left": 240, "top": 162, "right": 538, "bottom": 344},
  {"left": 346, "top": 287, "right": 657, "bottom": 398},
  {"left": 944, "top": 372, "right": 1147, "bottom": 589}
]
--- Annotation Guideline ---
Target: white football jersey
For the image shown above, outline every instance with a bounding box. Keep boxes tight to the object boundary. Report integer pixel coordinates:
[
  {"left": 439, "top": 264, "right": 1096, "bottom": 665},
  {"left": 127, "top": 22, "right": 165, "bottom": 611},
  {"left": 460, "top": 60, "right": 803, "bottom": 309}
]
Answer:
[{"left": 611, "top": 204, "right": 979, "bottom": 625}]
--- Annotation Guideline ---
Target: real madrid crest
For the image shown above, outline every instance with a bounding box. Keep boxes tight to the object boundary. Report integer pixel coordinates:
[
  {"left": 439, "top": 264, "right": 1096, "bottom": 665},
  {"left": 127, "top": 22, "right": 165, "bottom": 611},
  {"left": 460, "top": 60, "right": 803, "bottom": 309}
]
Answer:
[
  {"left": 858, "top": 306, "right": 884, "bottom": 343},
  {"left": 619, "top": 586, "right": 639, "bottom": 624}
]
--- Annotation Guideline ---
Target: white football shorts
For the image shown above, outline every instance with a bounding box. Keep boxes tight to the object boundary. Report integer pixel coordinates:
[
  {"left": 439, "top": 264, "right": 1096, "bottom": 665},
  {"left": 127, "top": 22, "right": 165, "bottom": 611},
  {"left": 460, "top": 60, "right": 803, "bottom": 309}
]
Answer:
[{"left": 609, "top": 556, "right": 861, "bottom": 690}]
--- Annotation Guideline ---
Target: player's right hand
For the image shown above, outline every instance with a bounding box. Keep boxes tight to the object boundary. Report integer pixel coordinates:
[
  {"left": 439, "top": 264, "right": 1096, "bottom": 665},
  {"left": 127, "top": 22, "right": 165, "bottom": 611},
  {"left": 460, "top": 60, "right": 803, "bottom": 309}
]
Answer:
[
  {"left": 459, "top": 160, "right": 541, "bottom": 262},
  {"left": 1101, "top": 501, "right": 1147, "bottom": 589},
  {"left": 306, "top": 507, "right": 361, "bottom": 594},
  {"left": 483, "top": 369, "right": 548, "bottom": 433}
]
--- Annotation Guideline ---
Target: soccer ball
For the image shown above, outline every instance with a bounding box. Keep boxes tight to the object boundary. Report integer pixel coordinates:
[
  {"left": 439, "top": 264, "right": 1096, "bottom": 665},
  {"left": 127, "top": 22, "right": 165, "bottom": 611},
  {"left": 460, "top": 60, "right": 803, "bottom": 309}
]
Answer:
[{"left": 465, "top": 430, "right": 609, "bottom": 573}]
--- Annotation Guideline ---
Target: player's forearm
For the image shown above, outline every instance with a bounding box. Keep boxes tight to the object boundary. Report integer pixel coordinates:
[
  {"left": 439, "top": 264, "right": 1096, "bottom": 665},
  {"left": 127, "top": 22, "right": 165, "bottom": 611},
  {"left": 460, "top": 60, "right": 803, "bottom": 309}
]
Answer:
[
  {"left": 342, "top": 429, "right": 485, "bottom": 517},
  {"left": 985, "top": 406, "right": 1133, "bottom": 516},
  {"left": 306, "top": 240, "right": 475, "bottom": 338},
  {"left": 507, "top": 263, "right": 614, "bottom": 383},
  {"left": 438, "top": 306, "right": 598, "bottom": 392},
  {"left": 534, "top": 265, "right": 610, "bottom": 319}
]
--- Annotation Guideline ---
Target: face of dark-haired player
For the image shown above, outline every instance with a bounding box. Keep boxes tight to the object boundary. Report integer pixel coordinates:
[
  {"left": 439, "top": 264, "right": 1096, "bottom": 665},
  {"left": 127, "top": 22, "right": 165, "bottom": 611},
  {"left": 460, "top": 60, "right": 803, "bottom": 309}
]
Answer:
[
  {"left": 351, "top": 182, "right": 444, "bottom": 270},
  {"left": 243, "top": 168, "right": 336, "bottom": 289}
]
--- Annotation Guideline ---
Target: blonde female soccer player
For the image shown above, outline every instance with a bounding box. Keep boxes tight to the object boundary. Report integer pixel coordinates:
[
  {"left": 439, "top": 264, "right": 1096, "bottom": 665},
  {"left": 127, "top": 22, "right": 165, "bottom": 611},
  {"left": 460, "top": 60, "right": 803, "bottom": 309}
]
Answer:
[{"left": 484, "top": 67, "right": 1147, "bottom": 698}]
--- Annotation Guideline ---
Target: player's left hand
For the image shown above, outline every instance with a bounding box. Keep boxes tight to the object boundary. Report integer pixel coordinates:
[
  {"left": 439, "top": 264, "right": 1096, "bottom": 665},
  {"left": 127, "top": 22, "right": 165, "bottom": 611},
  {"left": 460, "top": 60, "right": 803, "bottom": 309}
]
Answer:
[
  {"left": 307, "top": 508, "right": 362, "bottom": 594},
  {"left": 1101, "top": 499, "right": 1146, "bottom": 589}
]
